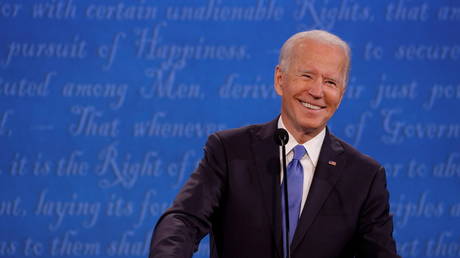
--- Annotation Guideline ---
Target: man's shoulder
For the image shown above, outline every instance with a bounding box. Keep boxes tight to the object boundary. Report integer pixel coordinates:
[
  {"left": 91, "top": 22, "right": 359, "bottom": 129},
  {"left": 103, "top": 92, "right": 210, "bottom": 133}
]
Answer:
[
  {"left": 329, "top": 132, "right": 382, "bottom": 170},
  {"left": 201, "top": 119, "right": 277, "bottom": 155},
  {"left": 213, "top": 119, "right": 276, "bottom": 142}
]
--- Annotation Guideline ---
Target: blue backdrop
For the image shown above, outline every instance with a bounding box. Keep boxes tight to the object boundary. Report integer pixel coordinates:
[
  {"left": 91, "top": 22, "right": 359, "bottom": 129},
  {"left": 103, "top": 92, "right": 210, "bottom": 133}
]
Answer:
[{"left": 1, "top": 0, "right": 460, "bottom": 257}]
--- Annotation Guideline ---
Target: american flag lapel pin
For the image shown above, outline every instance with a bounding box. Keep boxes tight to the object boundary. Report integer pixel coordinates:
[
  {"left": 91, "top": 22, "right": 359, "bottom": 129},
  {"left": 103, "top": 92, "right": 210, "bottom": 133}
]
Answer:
[{"left": 328, "top": 161, "right": 337, "bottom": 166}]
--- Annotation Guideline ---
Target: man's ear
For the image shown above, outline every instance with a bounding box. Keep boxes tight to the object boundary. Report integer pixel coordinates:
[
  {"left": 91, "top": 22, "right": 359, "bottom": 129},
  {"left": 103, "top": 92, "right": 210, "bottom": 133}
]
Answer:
[{"left": 274, "top": 65, "right": 284, "bottom": 96}]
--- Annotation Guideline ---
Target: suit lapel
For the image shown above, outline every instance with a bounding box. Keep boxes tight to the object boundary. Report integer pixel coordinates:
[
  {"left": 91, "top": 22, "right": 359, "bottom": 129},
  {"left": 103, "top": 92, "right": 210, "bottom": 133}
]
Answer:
[
  {"left": 291, "top": 129, "right": 345, "bottom": 252},
  {"left": 251, "top": 118, "right": 283, "bottom": 258}
]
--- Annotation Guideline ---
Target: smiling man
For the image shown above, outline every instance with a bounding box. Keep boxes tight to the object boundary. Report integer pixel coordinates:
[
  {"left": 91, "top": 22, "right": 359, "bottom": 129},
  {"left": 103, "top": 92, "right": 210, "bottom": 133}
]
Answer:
[
  {"left": 275, "top": 33, "right": 347, "bottom": 143},
  {"left": 150, "top": 30, "right": 400, "bottom": 258}
]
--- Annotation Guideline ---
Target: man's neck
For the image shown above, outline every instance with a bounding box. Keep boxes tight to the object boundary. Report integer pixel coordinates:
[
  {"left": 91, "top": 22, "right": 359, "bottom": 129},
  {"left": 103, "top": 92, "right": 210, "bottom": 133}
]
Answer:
[{"left": 278, "top": 116, "right": 326, "bottom": 144}]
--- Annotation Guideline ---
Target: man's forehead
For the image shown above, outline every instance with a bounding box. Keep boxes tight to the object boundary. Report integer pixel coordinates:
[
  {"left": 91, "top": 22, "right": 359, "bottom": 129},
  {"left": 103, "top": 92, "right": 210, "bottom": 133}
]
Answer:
[
  {"left": 289, "top": 39, "right": 347, "bottom": 69},
  {"left": 292, "top": 38, "right": 345, "bottom": 55}
]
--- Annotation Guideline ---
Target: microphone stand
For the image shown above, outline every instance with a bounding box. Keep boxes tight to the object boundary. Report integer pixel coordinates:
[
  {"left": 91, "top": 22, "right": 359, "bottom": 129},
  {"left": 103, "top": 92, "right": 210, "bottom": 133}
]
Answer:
[
  {"left": 275, "top": 129, "right": 290, "bottom": 258},
  {"left": 281, "top": 140, "right": 290, "bottom": 258}
]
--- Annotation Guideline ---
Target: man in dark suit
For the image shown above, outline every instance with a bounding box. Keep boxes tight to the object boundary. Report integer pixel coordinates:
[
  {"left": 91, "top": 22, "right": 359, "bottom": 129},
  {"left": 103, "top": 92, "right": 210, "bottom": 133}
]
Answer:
[{"left": 149, "top": 30, "right": 400, "bottom": 258}]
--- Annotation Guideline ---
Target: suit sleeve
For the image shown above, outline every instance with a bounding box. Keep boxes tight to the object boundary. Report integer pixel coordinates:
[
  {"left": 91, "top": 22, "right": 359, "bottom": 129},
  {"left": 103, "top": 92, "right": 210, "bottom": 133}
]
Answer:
[
  {"left": 355, "top": 165, "right": 401, "bottom": 258},
  {"left": 149, "top": 133, "right": 228, "bottom": 258}
]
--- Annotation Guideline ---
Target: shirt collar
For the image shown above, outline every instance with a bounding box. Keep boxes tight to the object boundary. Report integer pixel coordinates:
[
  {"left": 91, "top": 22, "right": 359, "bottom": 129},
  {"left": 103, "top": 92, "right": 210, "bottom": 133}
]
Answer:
[{"left": 278, "top": 116, "right": 326, "bottom": 168}]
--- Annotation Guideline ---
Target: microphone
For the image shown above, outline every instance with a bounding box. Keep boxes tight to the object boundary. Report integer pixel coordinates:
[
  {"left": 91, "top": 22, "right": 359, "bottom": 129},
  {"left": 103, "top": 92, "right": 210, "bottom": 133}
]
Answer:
[
  {"left": 274, "top": 128, "right": 289, "bottom": 146},
  {"left": 274, "top": 128, "right": 290, "bottom": 258}
]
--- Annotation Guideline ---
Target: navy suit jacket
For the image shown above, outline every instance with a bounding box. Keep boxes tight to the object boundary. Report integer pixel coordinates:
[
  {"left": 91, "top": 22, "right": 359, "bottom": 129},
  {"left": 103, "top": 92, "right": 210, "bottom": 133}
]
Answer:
[{"left": 150, "top": 118, "right": 400, "bottom": 258}]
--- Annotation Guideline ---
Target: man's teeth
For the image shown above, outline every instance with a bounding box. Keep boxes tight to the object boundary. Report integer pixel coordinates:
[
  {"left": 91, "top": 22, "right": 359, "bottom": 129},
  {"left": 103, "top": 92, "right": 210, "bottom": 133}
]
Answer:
[{"left": 301, "top": 101, "right": 321, "bottom": 110}]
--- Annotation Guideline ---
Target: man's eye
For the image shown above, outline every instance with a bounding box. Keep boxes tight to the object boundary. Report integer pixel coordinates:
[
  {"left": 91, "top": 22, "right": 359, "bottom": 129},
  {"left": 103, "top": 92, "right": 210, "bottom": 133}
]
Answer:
[
  {"left": 326, "top": 81, "right": 337, "bottom": 87},
  {"left": 302, "top": 74, "right": 312, "bottom": 79}
]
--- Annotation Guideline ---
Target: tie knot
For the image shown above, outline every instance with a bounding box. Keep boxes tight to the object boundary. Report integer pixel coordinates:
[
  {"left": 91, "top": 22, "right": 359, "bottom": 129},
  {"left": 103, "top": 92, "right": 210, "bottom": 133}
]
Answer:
[{"left": 292, "top": 145, "right": 306, "bottom": 161}]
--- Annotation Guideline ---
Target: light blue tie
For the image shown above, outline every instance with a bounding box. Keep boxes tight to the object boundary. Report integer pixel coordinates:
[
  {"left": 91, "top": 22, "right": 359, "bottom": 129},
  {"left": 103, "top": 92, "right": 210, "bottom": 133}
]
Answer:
[{"left": 282, "top": 144, "right": 306, "bottom": 253}]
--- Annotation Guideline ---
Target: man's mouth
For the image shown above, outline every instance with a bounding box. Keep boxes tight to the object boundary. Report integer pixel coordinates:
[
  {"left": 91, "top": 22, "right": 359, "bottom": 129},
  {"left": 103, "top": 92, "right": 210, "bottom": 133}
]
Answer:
[{"left": 300, "top": 101, "right": 323, "bottom": 110}]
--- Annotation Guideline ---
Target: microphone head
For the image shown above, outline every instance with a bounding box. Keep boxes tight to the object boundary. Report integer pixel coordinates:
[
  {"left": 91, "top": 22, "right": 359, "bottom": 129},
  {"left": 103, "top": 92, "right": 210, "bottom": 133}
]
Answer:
[{"left": 274, "top": 128, "right": 289, "bottom": 146}]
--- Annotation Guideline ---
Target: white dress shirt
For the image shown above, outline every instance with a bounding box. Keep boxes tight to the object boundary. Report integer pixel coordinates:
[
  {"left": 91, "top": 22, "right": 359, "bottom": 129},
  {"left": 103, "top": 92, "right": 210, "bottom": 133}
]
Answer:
[{"left": 278, "top": 116, "right": 326, "bottom": 216}]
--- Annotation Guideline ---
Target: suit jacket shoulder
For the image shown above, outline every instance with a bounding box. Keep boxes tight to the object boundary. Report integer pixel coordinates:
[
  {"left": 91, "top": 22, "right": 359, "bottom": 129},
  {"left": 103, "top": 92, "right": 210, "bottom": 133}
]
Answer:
[
  {"left": 329, "top": 133, "right": 383, "bottom": 174},
  {"left": 213, "top": 119, "right": 276, "bottom": 145}
]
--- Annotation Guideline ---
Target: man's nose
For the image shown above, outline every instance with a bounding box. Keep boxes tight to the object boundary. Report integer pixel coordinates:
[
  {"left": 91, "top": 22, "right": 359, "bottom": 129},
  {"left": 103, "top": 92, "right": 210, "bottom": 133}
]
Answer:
[{"left": 307, "top": 79, "right": 324, "bottom": 98}]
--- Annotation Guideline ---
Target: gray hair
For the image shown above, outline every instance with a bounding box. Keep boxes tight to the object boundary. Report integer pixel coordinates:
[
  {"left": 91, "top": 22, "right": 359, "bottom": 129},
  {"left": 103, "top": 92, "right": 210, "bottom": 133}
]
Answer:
[{"left": 278, "top": 30, "right": 351, "bottom": 84}]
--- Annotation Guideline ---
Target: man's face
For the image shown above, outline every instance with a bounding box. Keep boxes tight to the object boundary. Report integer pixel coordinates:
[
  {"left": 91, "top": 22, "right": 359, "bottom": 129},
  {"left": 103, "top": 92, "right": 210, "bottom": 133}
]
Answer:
[{"left": 274, "top": 39, "right": 347, "bottom": 141}]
